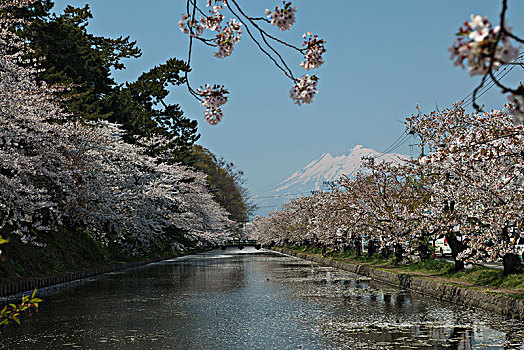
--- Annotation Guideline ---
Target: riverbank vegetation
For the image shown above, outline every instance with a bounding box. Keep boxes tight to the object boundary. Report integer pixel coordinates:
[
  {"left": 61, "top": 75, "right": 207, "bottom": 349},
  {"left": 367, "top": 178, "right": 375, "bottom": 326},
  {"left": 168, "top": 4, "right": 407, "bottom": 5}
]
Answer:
[{"left": 279, "top": 245, "right": 524, "bottom": 297}]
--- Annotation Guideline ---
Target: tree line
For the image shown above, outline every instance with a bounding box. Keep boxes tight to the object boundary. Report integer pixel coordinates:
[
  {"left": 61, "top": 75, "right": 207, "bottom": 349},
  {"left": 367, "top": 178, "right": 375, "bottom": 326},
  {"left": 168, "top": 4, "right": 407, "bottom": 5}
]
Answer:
[
  {"left": 248, "top": 105, "right": 524, "bottom": 275},
  {"left": 0, "top": 0, "right": 255, "bottom": 262}
]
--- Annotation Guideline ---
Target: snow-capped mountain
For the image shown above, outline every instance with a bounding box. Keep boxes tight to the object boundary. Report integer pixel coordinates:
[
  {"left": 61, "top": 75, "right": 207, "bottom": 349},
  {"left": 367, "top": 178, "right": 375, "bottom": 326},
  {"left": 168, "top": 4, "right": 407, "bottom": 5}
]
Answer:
[{"left": 253, "top": 145, "right": 406, "bottom": 216}]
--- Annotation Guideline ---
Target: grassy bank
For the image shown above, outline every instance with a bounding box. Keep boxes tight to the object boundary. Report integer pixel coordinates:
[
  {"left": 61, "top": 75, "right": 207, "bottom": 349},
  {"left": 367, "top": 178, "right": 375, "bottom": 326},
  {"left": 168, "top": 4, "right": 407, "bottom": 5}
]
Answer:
[
  {"left": 281, "top": 245, "right": 524, "bottom": 296},
  {"left": 0, "top": 226, "right": 198, "bottom": 284}
]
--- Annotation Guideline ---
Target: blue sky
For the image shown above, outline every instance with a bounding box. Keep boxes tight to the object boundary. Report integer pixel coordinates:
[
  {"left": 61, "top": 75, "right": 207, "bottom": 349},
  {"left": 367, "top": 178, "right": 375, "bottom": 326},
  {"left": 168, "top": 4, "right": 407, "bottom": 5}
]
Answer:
[{"left": 51, "top": 0, "right": 524, "bottom": 204}]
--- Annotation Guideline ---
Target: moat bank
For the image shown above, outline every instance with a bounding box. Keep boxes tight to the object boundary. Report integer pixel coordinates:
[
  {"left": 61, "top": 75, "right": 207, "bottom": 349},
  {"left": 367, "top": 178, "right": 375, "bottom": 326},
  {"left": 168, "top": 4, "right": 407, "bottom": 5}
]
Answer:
[
  {"left": 272, "top": 247, "right": 524, "bottom": 320},
  {"left": 0, "top": 247, "right": 213, "bottom": 298},
  {"left": 0, "top": 224, "right": 211, "bottom": 297}
]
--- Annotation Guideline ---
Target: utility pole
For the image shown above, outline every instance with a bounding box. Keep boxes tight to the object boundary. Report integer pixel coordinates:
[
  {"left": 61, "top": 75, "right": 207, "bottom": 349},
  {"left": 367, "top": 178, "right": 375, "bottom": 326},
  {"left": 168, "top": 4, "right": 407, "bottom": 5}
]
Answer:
[{"left": 408, "top": 128, "right": 425, "bottom": 158}]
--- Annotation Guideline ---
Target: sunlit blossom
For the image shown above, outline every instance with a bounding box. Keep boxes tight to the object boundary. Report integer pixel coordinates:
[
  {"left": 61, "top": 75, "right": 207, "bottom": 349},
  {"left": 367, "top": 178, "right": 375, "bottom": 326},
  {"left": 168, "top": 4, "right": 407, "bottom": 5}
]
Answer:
[
  {"left": 289, "top": 74, "right": 318, "bottom": 105},
  {"left": 266, "top": 2, "right": 296, "bottom": 31}
]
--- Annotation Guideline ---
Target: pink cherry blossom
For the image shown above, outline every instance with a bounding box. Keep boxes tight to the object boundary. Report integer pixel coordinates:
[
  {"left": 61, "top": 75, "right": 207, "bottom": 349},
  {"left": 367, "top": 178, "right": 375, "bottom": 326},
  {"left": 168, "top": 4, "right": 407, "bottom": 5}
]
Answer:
[
  {"left": 449, "top": 14, "right": 519, "bottom": 76},
  {"left": 196, "top": 84, "right": 229, "bottom": 124}
]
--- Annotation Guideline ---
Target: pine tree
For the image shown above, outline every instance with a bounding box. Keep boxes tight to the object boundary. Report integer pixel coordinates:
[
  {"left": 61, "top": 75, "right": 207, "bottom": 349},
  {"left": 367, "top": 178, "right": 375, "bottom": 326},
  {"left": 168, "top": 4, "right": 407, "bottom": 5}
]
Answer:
[{"left": 108, "top": 58, "right": 200, "bottom": 157}]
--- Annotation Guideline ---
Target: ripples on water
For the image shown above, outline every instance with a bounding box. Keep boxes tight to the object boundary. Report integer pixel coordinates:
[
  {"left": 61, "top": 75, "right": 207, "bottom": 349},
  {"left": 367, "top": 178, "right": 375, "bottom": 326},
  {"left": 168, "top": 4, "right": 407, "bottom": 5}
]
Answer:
[{"left": 0, "top": 248, "right": 523, "bottom": 349}]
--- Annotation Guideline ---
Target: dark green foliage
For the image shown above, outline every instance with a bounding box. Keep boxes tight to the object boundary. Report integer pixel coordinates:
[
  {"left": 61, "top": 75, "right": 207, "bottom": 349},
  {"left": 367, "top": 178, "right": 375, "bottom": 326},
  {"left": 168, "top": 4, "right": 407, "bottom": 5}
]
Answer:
[
  {"left": 8, "top": 1, "right": 199, "bottom": 154},
  {"left": 0, "top": 227, "right": 107, "bottom": 282},
  {"left": 186, "top": 145, "right": 256, "bottom": 223},
  {"left": 108, "top": 58, "right": 200, "bottom": 154},
  {"left": 11, "top": 3, "right": 140, "bottom": 121},
  {"left": 0, "top": 225, "right": 204, "bottom": 281}
]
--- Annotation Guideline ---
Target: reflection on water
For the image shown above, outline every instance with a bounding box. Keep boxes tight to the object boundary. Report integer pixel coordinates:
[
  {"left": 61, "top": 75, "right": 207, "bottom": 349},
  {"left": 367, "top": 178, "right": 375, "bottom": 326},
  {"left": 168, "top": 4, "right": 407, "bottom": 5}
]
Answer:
[{"left": 0, "top": 248, "right": 523, "bottom": 349}]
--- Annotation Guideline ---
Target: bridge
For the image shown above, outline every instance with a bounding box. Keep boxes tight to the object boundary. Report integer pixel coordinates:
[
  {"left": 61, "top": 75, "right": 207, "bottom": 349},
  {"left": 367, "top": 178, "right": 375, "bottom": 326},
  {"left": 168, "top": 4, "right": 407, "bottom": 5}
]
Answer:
[{"left": 219, "top": 239, "right": 261, "bottom": 250}]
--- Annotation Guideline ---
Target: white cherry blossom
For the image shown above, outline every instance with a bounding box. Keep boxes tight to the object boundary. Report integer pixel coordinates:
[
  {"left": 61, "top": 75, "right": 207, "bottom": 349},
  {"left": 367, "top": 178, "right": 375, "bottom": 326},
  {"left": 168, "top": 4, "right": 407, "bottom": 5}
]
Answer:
[
  {"left": 214, "top": 19, "right": 242, "bottom": 58},
  {"left": 449, "top": 13, "right": 519, "bottom": 76},
  {"left": 289, "top": 74, "right": 318, "bottom": 105},
  {"left": 266, "top": 2, "right": 296, "bottom": 31},
  {"left": 300, "top": 32, "right": 326, "bottom": 70},
  {"left": 197, "top": 84, "right": 229, "bottom": 124}
]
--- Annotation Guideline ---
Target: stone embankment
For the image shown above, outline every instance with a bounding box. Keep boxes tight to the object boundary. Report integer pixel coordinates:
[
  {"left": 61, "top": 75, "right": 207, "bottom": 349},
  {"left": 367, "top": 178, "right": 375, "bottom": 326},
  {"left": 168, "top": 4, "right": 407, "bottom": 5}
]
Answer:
[
  {"left": 0, "top": 255, "right": 179, "bottom": 298},
  {"left": 273, "top": 247, "right": 524, "bottom": 320}
]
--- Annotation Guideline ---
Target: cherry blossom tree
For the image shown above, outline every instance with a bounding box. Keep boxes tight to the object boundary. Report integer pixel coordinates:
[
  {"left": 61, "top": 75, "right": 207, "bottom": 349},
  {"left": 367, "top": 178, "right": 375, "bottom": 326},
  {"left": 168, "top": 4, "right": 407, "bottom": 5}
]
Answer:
[
  {"left": 68, "top": 122, "right": 234, "bottom": 255},
  {"left": 408, "top": 104, "right": 524, "bottom": 272},
  {"left": 335, "top": 159, "right": 433, "bottom": 262},
  {"left": 0, "top": 0, "right": 80, "bottom": 244},
  {"left": 251, "top": 105, "right": 524, "bottom": 273},
  {"left": 0, "top": 0, "right": 234, "bottom": 257}
]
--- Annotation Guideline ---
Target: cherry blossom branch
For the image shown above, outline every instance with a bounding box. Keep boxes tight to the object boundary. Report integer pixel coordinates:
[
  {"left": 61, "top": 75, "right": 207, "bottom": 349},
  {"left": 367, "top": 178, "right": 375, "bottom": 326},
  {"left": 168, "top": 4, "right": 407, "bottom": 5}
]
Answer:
[
  {"left": 227, "top": 2, "right": 294, "bottom": 80},
  {"left": 228, "top": 0, "right": 302, "bottom": 52},
  {"left": 178, "top": 0, "right": 326, "bottom": 124},
  {"left": 450, "top": 0, "right": 523, "bottom": 122},
  {"left": 183, "top": 0, "right": 202, "bottom": 101}
]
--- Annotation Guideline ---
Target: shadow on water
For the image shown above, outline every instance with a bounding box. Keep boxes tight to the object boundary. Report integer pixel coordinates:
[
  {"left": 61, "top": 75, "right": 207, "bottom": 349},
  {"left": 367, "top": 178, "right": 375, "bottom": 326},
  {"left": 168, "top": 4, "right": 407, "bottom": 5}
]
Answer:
[{"left": 1, "top": 247, "right": 523, "bottom": 349}]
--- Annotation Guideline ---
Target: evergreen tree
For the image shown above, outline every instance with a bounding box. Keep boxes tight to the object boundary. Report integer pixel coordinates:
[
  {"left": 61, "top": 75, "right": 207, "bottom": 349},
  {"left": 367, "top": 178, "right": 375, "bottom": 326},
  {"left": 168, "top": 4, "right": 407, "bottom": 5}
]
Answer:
[
  {"left": 107, "top": 58, "right": 200, "bottom": 157},
  {"left": 188, "top": 145, "right": 256, "bottom": 223},
  {"left": 11, "top": 3, "right": 141, "bottom": 121},
  {"left": 7, "top": 1, "right": 199, "bottom": 155}
]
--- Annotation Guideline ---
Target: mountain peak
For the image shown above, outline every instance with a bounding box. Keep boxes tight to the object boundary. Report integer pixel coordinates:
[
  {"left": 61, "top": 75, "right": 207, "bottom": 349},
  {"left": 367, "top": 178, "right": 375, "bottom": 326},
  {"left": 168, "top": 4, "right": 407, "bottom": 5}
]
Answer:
[{"left": 254, "top": 145, "right": 407, "bottom": 216}]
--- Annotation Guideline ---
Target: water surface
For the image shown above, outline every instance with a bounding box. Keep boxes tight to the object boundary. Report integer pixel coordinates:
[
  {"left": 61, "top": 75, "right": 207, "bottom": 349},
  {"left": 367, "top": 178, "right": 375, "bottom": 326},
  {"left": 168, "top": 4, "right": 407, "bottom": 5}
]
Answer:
[{"left": 1, "top": 248, "right": 523, "bottom": 349}]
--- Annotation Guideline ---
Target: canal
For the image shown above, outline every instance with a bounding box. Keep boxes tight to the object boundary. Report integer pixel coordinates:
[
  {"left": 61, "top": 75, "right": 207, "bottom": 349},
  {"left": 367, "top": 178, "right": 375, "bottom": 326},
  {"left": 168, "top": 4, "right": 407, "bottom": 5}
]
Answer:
[{"left": 1, "top": 248, "right": 523, "bottom": 349}]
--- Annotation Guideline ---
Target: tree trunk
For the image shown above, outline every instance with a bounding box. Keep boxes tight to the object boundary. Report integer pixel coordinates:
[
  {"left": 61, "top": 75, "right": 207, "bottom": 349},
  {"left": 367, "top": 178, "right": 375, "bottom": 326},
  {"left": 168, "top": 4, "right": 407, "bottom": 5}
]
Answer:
[
  {"left": 381, "top": 245, "right": 391, "bottom": 259},
  {"left": 445, "top": 234, "right": 465, "bottom": 272},
  {"left": 418, "top": 242, "right": 430, "bottom": 261},
  {"left": 394, "top": 243, "right": 403, "bottom": 264},
  {"left": 367, "top": 239, "right": 376, "bottom": 260},
  {"left": 503, "top": 253, "right": 523, "bottom": 276},
  {"left": 355, "top": 238, "right": 362, "bottom": 258}
]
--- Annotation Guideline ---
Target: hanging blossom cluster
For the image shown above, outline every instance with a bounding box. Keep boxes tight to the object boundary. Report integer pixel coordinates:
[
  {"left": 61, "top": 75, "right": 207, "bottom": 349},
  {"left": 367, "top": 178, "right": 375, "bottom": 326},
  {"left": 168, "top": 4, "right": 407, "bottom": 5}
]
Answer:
[
  {"left": 265, "top": 2, "right": 296, "bottom": 31},
  {"left": 214, "top": 19, "right": 242, "bottom": 58},
  {"left": 300, "top": 32, "right": 326, "bottom": 70},
  {"left": 202, "top": 12, "right": 224, "bottom": 32},
  {"left": 178, "top": 0, "right": 228, "bottom": 35},
  {"left": 289, "top": 31, "right": 326, "bottom": 105},
  {"left": 177, "top": 2, "right": 242, "bottom": 124},
  {"left": 289, "top": 74, "right": 318, "bottom": 105},
  {"left": 179, "top": 1, "right": 325, "bottom": 124},
  {"left": 178, "top": 12, "right": 242, "bottom": 58},
  {"left": 178, "top": 13, "right": 205, "bottom": 36},
  {"left": 449, "top": 14, "right": 519, "bottom": 76},
  {"left": 197, "top": 84, "right": 229, "bottom": 125}
]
